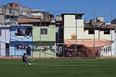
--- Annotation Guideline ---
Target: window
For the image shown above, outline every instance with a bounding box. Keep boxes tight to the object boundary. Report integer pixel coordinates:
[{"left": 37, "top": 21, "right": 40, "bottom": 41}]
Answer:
[
  {"left": 10, "top": 9, "right": 15, "bottom": 13},
  {"left": 104, "top": 48, "right": 105, "bottom": 52},
  {"left": 15, "top": 44, "right": 22, "bottom": 51},
  {"left": 106, "top": 47, "right": 107, "bottom": 52},
  {"left": 25, "top": 28, "right": 32, "bottom": 36},
  {"left": 104, "top": 30, "right": 110, "bottom": 34},
  {"left": 10, "top": 4, "right": 12, "bottom": 7},
  {"left": 14, "top": 16, "right": 18, "bottom": 20},
  {"left": 75, "top": 15, "right": 82, "bottom": 19},
  {"left": 39, "top": 12, "right": 42, "bottom": 14},
  {"left": 20, "top": 10, "right": 23, "bottom": 14},
  {"left": 6, "top": 9, "right": 9, "bottom": 12},
  {"left": 9, "top": 9, "right": 12, "bottom": 13},
  {"left": 27, "top": 11, "right": 29, "bottom": 14},
  {"left": 102, "top": 48, "right": 104, "bottom": 51},
  {"left": 2, "top": 8, "right": 5, "bottom": 12},
  {"left": 89, "top": 30, "right": 94, "bottom": 34},
  {"left": 15, "top": 10, "right": 18, "bottom": 13},
  {"left": 15, "top": 4, "right": 18, "bottom": 6},
  {"left": 0, "top": 30, "right": 1, "bottom": 36},
  {"left": 15, "top": 28, "right": 32, "bottom": 36},
  {"left": 15, "top": 29, "right": 22, "bottom": 36},
  {"left": 108, "top": 46, "right": 111, "bottom": 51},
  {"left": 41, "top": 29, "right": 47, "bottom": 34}
]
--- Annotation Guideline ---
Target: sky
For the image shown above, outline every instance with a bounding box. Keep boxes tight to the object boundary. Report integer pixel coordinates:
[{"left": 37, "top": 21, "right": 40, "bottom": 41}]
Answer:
[{"left": 0, "top": 0, "right": 116, "bottom": 22}]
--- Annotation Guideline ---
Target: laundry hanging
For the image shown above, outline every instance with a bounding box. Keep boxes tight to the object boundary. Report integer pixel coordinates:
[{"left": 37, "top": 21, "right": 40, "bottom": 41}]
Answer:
[{"left": 44, "top": 46, "right": 48, "bottom": 50}]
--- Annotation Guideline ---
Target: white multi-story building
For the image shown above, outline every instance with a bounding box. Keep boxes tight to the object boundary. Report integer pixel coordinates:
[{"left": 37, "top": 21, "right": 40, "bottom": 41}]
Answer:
[
  {"left": 0, "top": 25, "right": 10, "bottom": 56},
  {"left": 62, "top": 13, "right": 84, "bottom": 40},
  {"left": 84, "top": 28, "right": 115, "bottom": 41},
  {"left": 31, "top": 10, "right": 44, "bottom": 21},
  {"left": 61, "top": 13, "right": 115, "bottom": 57},
  {"left": 0, "top": 3, "right": 31, "bottom": 25},
  {"left": 62, "top": 13, "right": 114, "bottom": 41},
  {"left": 84, "top": 27, "right": 115, "bottom": 57},
  {"left": 96, "top": 17, "right": 104, "bottom": 22}
]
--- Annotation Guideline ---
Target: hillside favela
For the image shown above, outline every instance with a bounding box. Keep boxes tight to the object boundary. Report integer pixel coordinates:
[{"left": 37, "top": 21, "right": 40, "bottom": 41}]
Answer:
[
  {"left": 1, "top": 1, "right": 116, "bottom": 77},
  {"left": 0, "top": 3, "right": 116, "bottom": 58}
]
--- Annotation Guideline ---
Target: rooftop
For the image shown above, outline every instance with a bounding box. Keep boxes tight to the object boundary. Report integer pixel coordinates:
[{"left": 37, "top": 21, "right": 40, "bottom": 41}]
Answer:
[
  {"left": 10, "top": 25, "right": 33, "bottom": 27},
  {"left": 61, "top": 13, "right": 84, "bottom": 16},
  {"left": 64, "top": 39, "right": 111, "bottom": 48}
]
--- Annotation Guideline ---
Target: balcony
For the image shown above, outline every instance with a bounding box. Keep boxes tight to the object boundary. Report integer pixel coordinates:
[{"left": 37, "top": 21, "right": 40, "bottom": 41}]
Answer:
[
  {"left": 9, "top": 12, "right": 19, "bottom": 16},
  {"left": 10, "top": 25, "right": 33, "bottom": 42},
  {"left": 10, "top": 35, "right": 33, "bottom": 41}
]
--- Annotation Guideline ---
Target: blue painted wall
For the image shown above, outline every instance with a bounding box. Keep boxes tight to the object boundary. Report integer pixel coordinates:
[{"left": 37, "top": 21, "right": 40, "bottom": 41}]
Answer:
[
  {"left": 10, "top": 25, "right": 33, "bottom": 57},
  {"left": 10, "top": 26, "right": 33, "bottom": 42},
  {"left": 10, "top": 42, "right": 33, "bottom": 57}
]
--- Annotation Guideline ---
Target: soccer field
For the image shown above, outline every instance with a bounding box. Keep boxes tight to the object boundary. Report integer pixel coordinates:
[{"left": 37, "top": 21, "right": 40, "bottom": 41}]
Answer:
[{"left": 0, "top": 59, "right": 116, "bottom": 77}]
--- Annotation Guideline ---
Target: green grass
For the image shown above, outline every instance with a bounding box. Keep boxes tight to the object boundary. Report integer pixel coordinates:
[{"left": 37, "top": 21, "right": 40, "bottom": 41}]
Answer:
[{"left": 0, "top": 59, "right": 116, "bottom": 77}]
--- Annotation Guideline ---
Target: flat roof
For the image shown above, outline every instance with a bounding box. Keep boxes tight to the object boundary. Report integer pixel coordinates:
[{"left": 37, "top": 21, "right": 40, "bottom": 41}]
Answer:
[
  {"left": 0, "top": 25, "right": 10, "bottom": 27},
  {"left": 31, "top": 10, "right": 44, "bottom": 13},
  {"left": 61, "top": 13, "right": 84, "bottom": 16},
  {"left": 10, "top": 25, "right": 33, "bottom": 27},
  {"left": 84, "top": 27, "right": 115, "bottom": 30}
]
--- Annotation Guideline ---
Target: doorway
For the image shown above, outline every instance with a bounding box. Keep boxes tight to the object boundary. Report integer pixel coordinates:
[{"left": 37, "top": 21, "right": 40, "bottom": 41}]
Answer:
[
  {"left": 6, "top": 43, "right": 9, "bottom": 56},
  {"left": 26, "top": 47, "right": 31, "bottom": 56}
]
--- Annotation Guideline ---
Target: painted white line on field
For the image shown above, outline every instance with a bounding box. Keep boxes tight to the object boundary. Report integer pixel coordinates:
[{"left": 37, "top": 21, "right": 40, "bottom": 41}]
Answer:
[
  {"left": 31, "top": 63, "right": 116, "bottom": 67},
  {"left": 34, "top": 61, "right": 116, "bottom": 63},
  {"left": 30, "top": 59, "right": 35, "bottom": 62},
  {"left": 50, "top": 65, "right": 116, "bottom": 67},
  {"left": 1, "top": 62, "right": 116, "bottom": 67},
  {"left": 1, "top": 62, "right": 23, "bottom": 64},
  {"left": 31, "top": 61, "right": 116, "bottom": 64},
  {"left": 1, "top": 61, "right": 116, "bottom": 64}
]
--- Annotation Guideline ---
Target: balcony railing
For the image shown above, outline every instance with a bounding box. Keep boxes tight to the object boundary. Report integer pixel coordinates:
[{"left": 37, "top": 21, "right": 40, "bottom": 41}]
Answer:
[{"left": 10, "top": 35, "right": 33, "bottom": 41}]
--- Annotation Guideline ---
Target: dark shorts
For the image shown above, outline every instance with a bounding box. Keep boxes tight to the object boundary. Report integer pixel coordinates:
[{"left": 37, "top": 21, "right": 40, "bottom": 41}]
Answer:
[{"left": 23, "top": 59, "right": 28, "bottom": 63}]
